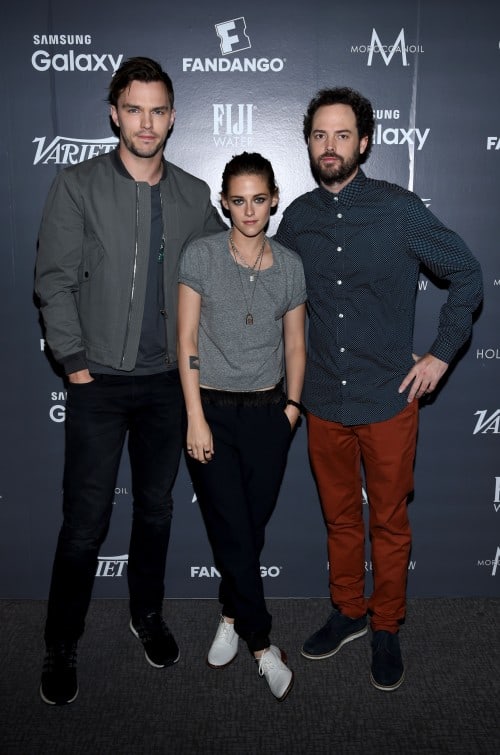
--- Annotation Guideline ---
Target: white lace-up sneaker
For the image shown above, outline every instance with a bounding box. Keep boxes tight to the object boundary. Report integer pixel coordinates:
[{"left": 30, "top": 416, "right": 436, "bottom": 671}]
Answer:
[
  {"left": 207, "top": 616, "right": 239, "bottom": 668},
  {"left": 257, "top": 645, "right": 294, "bottom": 701}
]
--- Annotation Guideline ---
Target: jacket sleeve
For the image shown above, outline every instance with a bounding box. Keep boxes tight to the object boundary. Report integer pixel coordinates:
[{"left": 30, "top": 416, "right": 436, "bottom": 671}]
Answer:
[{"left": 35, "top": 171, "right": 88, "bottom": 373}]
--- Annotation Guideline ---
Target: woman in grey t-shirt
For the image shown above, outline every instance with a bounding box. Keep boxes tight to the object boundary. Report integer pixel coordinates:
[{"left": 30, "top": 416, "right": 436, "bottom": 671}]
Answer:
[{"left": 178, "top": 152, "right": 306, "bottom": 701}]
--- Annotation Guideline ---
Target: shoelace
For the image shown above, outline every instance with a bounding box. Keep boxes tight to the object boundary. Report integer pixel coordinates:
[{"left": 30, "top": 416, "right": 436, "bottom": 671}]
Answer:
[
  {"left": 134, "top": 613, "right": 168, "bottom": 643},
  {"left": 218, "top": 620, "right": 234, "bottom": 643},
  {"left": 257, "top": 648, "right": 277, "bottom": 677}
]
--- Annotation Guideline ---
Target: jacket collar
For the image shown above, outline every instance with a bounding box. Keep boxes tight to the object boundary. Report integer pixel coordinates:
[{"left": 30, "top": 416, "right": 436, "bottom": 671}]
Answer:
[{"left": 110, "top": 148, "right": 167, "bottom": 182}]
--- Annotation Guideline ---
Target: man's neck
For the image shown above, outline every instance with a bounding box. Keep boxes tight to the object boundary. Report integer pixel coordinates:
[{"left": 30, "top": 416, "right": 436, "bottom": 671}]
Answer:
[
  {"left": 321, "top": 166, "right": 359, "bottom": 195},
  {"left": 118, "top": 145, "right": 164, "bottom": 186}
]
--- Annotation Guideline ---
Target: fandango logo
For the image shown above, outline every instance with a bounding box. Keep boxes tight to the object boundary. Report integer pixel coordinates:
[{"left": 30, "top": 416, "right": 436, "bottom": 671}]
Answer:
[
  {"left": 215, "top": 17, "right": 251, "bottom": 55},
  {"left": 486, "top": 137, "right": 500, "bottom": 150},
  {"left": 351, "top": 28, "right": 424, "bottom": 67},
  {"left": 33, "top": 136, "right": 117, "bottom": 165},
  {"left": 473, "top": 410, "right": 500, "bottom": 434},
  {"left": 96, "top": 555, "right": 128, "bottom": 577},
  {"left": 32, "top": 49, "right": 123, "bottom": 72},
  {"left": 191, "top": 566, "right": 282, "bottom": 578},
  {"left": 182, "top": 57, "right": 285, "bottom": 73},
  {"left": 183, "top": 17, "right": 284, "bottom": 73}
]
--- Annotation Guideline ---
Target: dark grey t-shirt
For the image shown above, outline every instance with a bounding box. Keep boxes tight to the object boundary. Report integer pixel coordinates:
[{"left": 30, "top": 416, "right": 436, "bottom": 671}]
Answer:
[{"left": 179, "top": 231, "right": 306, "bottom": 391}]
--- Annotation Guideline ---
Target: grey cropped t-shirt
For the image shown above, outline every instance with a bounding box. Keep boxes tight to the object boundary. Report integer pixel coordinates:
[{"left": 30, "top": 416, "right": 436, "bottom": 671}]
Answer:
[{"left": 179, "top": 231, "right": 306, "bottom": 391}]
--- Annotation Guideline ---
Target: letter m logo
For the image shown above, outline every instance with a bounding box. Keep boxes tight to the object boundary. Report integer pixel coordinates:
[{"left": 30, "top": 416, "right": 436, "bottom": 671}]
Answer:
[
  {"left": 215, "top": 17, "right": 251, "bottom": 55},
  {"left": 367, "top": 28, "right": 408, "bottom": 67}
]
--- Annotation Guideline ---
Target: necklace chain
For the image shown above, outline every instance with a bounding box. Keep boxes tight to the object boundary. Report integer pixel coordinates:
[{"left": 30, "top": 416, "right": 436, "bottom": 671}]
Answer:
[
  {"left": 229, "top": 232, "right": 266, "bottom": 325},
  {"left": 229, "top": 233, "right": 265, "bottom": 278}
]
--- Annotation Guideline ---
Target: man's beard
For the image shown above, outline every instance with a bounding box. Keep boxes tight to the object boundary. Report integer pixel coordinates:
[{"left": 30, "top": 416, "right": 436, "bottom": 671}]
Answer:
[
  {"left": 310, "top": 148, "right": 361, "bottom": 187},
  {"left": 121, "top": 132, "right": 165, "bottom": 159}
]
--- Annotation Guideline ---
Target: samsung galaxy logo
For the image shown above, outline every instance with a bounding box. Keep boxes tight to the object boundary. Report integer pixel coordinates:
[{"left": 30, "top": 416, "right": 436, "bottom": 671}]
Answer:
[
  {"left": 33, "top": 34, "right": 92, "bottom": 45},
  {"left": 32, "top": 50, "right": 123, "bottom": 72}
]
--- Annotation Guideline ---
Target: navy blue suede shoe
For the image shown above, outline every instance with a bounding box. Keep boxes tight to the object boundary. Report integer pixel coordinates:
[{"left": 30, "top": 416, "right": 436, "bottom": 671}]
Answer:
[
  {"left": 301, "top": 609, "right": 367, "bottom": 659},
  {"left": 370, "top": 630, "right": 405, "bottom": 691}
]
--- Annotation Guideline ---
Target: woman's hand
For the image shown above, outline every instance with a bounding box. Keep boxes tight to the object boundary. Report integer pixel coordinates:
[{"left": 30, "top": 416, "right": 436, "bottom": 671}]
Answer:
[{"left": 186, "top": 416, "right": 214, "bottom": 464}]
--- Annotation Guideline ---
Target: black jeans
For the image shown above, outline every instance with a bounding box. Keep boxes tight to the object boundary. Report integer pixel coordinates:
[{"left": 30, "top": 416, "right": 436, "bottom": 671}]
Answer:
[
  {"left": 188, "top": 387, "right": 292, "bottom": 652},
  {"left": 44, "top": 371, "right": 183, "bottom": 644}
]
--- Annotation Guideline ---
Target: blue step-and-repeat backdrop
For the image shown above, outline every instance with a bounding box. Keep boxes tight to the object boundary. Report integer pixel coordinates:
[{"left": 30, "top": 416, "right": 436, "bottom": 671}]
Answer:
[{"left": 0, "top": 0, "right": 498, "bottom": 599}]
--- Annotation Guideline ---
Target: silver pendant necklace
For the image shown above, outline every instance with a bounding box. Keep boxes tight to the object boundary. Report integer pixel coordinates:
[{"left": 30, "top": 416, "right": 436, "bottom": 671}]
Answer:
[{"left": 229, "top": 232, "right": 266, "bottom": 325}]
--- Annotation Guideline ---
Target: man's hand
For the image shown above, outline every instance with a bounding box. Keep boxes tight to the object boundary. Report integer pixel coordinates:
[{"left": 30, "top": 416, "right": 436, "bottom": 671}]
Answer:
[
  {"left": 68, "top": 369, "right": 94, "bottom": 384},
  {"left": 398, "top": 353, "right": 448, "bottom": 403}
]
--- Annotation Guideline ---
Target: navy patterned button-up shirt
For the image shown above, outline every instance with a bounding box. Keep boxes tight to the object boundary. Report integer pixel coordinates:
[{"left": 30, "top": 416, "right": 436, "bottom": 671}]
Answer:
[{"left": 275, "top": 169, "right": 483, "bottom": 425}]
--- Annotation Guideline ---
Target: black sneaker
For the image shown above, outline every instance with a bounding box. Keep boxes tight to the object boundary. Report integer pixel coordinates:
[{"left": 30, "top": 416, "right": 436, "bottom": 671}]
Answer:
[
  {"left": 130, "top": 612, "right": 180, "bottom": 668},
  {"left": 370, "top": 630, "right": 405, "bottom": 691},
  {"left": 40, "top": 642, "right": 78, "bottom": 705},
  {"left": 301, "top": 609, "right": 367, "bottom": 659}
]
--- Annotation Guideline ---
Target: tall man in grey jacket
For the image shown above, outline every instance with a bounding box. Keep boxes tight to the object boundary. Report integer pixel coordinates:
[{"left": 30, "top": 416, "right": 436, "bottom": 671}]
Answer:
[{"left": 35, "top": 57, "right": 225, "bottom": 705}]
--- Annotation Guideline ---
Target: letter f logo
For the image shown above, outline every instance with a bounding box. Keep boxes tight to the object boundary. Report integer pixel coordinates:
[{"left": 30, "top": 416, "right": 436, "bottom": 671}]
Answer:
[{"left": 215, "top": 17, "right": 251, "bottom": 55}]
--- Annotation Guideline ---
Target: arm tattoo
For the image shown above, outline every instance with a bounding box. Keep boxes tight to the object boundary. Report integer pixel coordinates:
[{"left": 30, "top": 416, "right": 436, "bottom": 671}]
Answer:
[{"left": 189, "top": 355, "right": 200, "bottom": 371}]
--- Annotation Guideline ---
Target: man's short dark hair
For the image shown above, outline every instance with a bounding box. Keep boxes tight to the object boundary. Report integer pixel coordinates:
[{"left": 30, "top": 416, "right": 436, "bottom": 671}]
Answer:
[
  {"left": 108, "top": 56, "right": 174, "bottom": 108},
  {"left": 303, "top": 87, "right": 375, "bottom": 163}
]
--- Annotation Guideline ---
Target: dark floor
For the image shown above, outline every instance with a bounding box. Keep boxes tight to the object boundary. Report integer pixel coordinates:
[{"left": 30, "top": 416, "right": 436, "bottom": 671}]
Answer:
[{"left": 1, "top": 597, "right": 499, "bottom": 754}]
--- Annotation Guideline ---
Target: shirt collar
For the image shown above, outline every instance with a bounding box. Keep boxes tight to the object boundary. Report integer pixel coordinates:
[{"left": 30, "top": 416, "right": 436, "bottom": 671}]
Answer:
[{"left": 318, "top": 168, "right": 366, "bottom": 208}]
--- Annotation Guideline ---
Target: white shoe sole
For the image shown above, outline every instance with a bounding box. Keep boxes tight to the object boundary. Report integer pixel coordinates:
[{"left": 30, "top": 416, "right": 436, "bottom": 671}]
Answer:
[{"left": 301, "top": 625, "right": 368, "bottom": 660}]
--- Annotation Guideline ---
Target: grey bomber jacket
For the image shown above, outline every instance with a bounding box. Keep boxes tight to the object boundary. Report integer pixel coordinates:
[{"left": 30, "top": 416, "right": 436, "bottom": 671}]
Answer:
[{"left": 35, "top": 150, "right": 225, "bottom": 374}]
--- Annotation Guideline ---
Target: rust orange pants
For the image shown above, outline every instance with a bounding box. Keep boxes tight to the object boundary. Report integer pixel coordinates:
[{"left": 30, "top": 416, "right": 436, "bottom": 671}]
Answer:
[{"left": 307, "top": 401, "right": 418, "bottom": 632}]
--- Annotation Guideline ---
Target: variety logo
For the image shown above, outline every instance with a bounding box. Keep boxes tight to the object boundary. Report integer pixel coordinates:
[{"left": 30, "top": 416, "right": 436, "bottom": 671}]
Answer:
[
  {"left": 215, "top": 17, "right": 251, "bottom": 55},
  {"left": 487, "top": 137, "right": 500, "bottom": 150},
  {"left": 351, "top": 28, "right": 424, "bottom": 67},
  {"left": 182, "top": 18, "right": 285, "bottom": 73},
  {"left": 476, "top": 348, "right": 500, "bottom": 360},
  {"left": 473, "top": 410, "right": 500, "bottom": 434},
  {"left": 477, "top": 546, "right": 500, "bottom": 576},
  {"left": 33, "top": 136, "right": 117, "bottom": 166},
  {"left": 191, "top": 565, "right": 282, "bottom": 578},
  {"left": 96, "top": 554, "right": 128, "bottom": 577},
  {"left": 213, "top": 104, "right": 254, "bottom": 148}
]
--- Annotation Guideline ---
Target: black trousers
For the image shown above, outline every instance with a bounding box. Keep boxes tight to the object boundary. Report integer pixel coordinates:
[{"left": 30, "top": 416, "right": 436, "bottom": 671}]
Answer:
[
  {"left": 188, "top": 389, "right": 292, "bottom": 652},
  {"left": 45, "top": 371, "right": 183, "bottom": 644}
]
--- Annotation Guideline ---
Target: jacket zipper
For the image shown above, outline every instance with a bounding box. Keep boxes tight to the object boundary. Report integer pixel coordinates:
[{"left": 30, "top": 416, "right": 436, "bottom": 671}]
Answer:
[
  {"left": 159, "top": 185, "right": 171, "bottom": 364},
  {"left": 120, "top": 183, "right": 140, "bottom": 367}
]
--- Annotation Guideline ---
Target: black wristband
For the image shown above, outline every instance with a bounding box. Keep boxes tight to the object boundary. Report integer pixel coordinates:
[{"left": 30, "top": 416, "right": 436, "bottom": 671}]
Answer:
[{"left": 286, "top": 398, "right": 303, "bottom": 413}]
